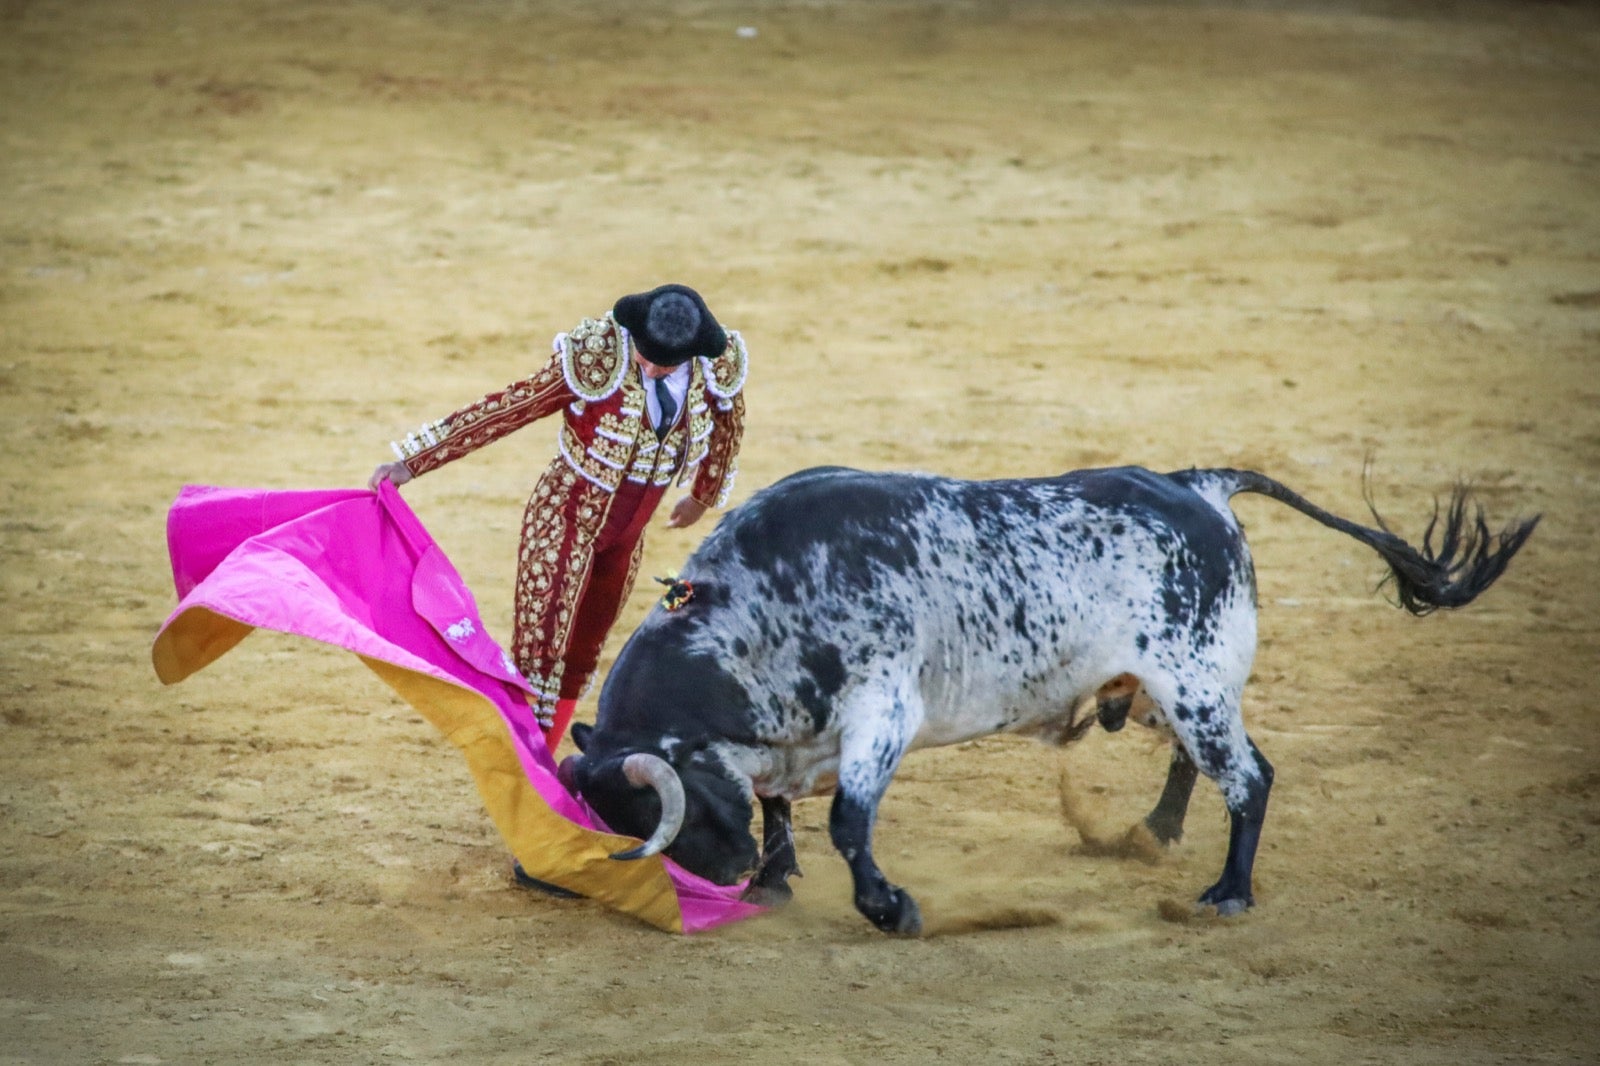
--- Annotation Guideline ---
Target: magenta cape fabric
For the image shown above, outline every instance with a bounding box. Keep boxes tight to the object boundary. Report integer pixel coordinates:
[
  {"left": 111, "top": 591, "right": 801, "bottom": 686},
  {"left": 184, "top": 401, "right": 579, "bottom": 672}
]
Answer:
[{"left": 151, "top": 483, "right": 763, "bottom": 934}]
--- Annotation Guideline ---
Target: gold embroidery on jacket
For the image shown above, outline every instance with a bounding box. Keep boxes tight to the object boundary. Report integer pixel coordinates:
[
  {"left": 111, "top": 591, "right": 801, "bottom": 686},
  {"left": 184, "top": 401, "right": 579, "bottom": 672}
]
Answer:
[
  {"left": 700, "top": 331, "right": 749, "bottom": 406},
  {"left": 558, "top": 316, "right": 628, "bottom": 402}
]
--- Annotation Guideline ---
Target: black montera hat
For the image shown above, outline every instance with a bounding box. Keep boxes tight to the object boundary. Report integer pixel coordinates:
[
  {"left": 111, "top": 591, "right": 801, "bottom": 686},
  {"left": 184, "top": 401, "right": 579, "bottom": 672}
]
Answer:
[{"left": 612, "top": 284, "right": 728, "bottom": 367}]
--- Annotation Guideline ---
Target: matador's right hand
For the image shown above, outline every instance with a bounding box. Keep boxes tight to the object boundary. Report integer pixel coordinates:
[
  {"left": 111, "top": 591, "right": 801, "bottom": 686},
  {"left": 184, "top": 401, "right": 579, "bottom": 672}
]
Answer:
[{"left": 368, "top": 461, "right": 414, "bottom": 492}]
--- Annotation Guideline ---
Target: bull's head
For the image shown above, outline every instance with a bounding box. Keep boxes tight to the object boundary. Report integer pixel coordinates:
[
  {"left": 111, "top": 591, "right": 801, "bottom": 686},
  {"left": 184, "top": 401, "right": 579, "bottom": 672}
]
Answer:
[{"left": 561, "top": 725, "right": 760, "bottom": 886}]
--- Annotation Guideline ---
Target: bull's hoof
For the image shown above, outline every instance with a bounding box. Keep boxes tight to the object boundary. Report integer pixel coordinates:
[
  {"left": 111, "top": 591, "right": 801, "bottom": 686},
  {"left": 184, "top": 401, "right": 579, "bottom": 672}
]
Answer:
[
  {"left": 890, "top": 892, "right": 924, "bottom": 936},
  {"left": 740, "top": 881, "right": 794, "bottom": 907},
  {"left": 512, "top": 862, "right": 583, "bottom": 899},
  {"left": 1143, "top": 812, "right": 1184, "bottom": 847},
  {"left": 751, "top": 849, "right": 801, "bottom": 889},
  {"left": 865, "top": 888, "right": 922, "bottom": 936},
  {"left": 1196, "top": 880, "right": 1253, "bottom": 917},
  {"left": 894, "top": 895, "right": 923, "bottom": 936}
]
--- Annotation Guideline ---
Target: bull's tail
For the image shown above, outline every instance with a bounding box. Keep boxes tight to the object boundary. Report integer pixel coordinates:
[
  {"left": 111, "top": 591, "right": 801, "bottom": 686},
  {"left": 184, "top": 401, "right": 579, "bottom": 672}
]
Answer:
[{"left": 1174, "top": 466, "right": 1539, "bottom": 616}]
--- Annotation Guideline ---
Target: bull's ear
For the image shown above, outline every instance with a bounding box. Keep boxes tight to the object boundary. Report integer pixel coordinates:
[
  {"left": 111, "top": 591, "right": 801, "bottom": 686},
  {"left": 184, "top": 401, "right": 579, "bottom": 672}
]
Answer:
[{"left": 571, "top": 723, "right": 594, "bottom": 753}]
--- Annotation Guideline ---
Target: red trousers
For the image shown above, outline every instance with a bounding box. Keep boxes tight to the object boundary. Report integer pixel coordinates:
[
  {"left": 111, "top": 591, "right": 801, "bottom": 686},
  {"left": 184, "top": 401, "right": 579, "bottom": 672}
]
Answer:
[
  {"left": 557, "top": 478, "right": 663, "bottom": 698},
  {"left": 511, "top": 468, "right": 665, "bottom": 714}
]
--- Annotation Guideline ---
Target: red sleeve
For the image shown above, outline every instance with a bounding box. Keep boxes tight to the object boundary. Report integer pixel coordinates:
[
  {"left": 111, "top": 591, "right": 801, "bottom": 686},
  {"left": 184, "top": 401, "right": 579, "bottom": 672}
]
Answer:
[
  {"left": 394, "top": 351, "right": 573, "bottom": 477},
  {"left": 690, "top": 389, "right": 744, "bottom": 509}
]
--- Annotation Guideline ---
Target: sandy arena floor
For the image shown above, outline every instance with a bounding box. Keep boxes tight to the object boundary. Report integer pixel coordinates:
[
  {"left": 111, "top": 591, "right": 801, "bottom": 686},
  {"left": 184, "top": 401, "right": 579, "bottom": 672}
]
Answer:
[{"left": 3, "top": 1, "right": 1598, "bottom": 1062}]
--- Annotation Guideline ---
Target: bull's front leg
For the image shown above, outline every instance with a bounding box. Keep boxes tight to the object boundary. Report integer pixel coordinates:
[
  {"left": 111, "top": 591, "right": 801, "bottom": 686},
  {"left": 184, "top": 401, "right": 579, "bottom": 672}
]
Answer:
[
  {"left": 742, "top": 795, "right": 801, "bottom": 905},
  {"left": 830, "top": 791, "right": 920, "bottom": 935},
  {"left": 829, "top": 696, "right": 923, "bottom": 935}
]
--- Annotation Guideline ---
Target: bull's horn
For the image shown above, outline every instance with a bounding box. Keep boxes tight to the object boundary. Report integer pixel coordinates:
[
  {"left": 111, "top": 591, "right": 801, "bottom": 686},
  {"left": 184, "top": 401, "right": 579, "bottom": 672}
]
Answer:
[{"left": 609, "top": 753, "right": 686, "bottom": 862}]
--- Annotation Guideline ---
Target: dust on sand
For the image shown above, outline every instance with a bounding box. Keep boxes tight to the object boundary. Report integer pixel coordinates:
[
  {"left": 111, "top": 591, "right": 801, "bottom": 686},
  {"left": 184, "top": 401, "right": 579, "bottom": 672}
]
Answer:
[{"left": 3, "top": 1, "right": 1598, "bottom": 1063}]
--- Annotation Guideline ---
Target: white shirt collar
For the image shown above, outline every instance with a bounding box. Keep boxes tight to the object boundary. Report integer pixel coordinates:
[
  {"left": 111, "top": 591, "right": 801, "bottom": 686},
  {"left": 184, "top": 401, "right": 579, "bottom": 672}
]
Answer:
[{"left": 640, "top": 362, "right": 691, "bottom": 429}]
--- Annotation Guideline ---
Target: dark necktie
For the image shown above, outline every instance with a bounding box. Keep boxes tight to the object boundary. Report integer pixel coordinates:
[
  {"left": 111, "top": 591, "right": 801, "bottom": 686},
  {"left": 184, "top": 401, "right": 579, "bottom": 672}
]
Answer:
[{"left": 653, "top": 377, "right": 677, "bottom": 440}]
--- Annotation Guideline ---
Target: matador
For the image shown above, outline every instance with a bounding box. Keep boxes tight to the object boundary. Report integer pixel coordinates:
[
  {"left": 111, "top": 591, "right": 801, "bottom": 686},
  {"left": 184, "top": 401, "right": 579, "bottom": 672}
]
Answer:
[{"left": 369, "top": 284, "right": 747, "bottom": 746}]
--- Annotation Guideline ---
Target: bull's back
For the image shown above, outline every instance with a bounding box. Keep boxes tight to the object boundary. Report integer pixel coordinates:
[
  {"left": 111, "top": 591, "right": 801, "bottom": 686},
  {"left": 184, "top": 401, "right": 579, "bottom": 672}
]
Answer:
[
  {"left": 705, "top": 464, "right": 1242, "bottom": 610},
  {"left": 725, "top": 470, "right": 1223, "bottom": 667}
]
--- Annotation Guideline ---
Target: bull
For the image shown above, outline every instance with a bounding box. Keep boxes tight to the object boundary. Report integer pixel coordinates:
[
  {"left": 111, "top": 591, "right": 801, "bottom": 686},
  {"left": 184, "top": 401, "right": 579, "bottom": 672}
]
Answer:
[{"left": 560, "top": 465, "right": 1537, "bottom": 934}]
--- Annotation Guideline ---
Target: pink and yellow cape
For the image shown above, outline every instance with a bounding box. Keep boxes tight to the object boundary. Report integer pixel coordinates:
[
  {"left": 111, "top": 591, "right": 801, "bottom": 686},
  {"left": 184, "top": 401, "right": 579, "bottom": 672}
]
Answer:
[{"left": 151, "top": 483, "right": 762, "bottom": 934}]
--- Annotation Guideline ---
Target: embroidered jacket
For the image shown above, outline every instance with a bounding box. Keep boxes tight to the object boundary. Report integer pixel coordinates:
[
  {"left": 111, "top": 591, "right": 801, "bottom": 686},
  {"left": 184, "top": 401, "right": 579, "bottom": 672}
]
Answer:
[{"left": 392, "top": 313, "right": 746, "bottom": 507}]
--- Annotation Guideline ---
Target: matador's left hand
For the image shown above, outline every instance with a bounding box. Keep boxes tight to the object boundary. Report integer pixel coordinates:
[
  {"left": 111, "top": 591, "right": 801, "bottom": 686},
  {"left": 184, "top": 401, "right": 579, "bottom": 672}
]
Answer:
[{"left": 665, "top": 496, "right": 709, "bottom": 529}]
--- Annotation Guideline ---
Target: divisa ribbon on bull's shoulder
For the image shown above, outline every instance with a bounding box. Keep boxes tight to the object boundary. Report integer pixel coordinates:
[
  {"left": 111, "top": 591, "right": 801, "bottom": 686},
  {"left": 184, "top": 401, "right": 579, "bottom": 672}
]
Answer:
[{"left": 151, "top": 482, "right": 764, "bottom": 934}]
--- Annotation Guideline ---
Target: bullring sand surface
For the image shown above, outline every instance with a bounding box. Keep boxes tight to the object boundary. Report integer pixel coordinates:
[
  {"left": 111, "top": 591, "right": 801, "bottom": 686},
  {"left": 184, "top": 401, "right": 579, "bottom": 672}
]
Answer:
[{"left": 2, "top": 1, "right": 1597, "bottom": 1062}]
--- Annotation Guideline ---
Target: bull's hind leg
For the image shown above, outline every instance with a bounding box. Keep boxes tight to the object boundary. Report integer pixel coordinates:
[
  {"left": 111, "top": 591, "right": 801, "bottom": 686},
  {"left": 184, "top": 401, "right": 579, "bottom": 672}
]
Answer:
[
  {"left": 1094, "top": 678, "right": 1198, "bottom": 846},
  {"left": 1195, "top": 735, "right": 1273, "bottom": 915},
  {"left": 1154, "top": 688, "right": 1274, "bottom": 916},
  {"left": 1144, "top": 745, "right": 1200, "bottom": 846}
]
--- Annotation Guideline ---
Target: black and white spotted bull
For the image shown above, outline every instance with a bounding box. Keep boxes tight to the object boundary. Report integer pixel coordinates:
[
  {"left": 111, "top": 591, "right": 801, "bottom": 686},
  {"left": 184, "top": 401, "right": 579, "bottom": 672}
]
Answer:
[{"left": 560, "top": 465, "right": 1536, "bottom": 934}]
